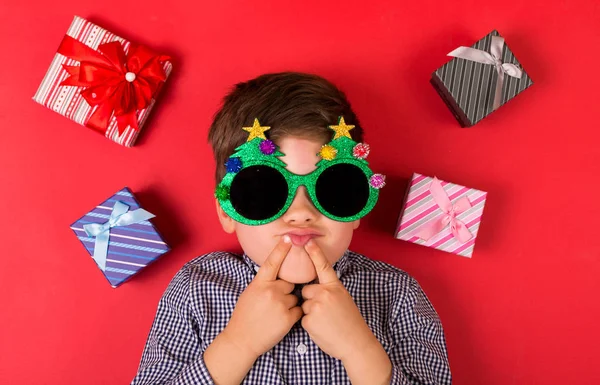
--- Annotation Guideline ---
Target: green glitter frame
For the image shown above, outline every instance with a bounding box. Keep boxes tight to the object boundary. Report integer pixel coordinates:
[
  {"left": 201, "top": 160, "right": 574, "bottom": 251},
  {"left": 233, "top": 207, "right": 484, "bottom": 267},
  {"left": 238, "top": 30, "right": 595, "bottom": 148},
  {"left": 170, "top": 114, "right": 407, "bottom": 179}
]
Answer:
[{"left": 215, "top": 117, "right": 383, "bottom": 226}]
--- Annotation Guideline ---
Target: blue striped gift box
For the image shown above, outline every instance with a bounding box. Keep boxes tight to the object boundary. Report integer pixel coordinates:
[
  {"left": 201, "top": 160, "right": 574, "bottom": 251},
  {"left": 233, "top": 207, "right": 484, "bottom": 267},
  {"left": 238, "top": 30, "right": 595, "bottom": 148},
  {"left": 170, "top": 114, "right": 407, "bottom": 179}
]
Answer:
[{"left": 70, "top": 187, "right": 170, "bottom": 287}]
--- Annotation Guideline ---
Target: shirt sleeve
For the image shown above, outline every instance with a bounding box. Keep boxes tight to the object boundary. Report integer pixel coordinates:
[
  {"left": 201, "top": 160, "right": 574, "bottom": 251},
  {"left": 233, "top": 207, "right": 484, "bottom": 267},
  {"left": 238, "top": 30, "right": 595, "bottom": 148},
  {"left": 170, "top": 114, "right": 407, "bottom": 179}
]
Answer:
[
  {"left": 130, "top": 266, "right": 215, "bottom": 385},
  {"left": 387, "top": 276, "right": 452, "bottom": 385}
]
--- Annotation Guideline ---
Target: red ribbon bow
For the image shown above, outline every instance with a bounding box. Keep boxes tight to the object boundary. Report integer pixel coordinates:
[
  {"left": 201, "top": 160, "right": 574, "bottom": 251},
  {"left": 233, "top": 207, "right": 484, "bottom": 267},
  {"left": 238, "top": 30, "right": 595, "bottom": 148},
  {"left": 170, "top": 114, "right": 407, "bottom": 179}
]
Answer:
[{"left": 57, "top": 35, "right": 170, "bottom": 135}]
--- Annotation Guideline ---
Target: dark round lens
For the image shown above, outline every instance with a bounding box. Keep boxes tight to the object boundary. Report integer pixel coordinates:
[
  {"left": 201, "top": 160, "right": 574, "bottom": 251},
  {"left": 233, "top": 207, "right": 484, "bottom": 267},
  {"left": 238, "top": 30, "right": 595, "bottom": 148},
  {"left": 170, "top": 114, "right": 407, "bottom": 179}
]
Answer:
[
  {"left": 229, "top": 165, "right": 288, "bottom": 221},
  {"left": 315, "top": 163, "right": 370, "bottom": 218}
]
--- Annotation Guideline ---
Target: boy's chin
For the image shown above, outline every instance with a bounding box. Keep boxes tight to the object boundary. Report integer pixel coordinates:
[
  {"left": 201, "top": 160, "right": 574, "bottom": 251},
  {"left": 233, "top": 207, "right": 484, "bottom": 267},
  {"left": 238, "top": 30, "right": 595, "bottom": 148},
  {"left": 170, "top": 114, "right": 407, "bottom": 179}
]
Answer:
[
  {"left": 277, "top": 267, "right": 317, "bottom": 284},
  {"left": 276, "top": 246, "right": 319, "bottom": 283}
]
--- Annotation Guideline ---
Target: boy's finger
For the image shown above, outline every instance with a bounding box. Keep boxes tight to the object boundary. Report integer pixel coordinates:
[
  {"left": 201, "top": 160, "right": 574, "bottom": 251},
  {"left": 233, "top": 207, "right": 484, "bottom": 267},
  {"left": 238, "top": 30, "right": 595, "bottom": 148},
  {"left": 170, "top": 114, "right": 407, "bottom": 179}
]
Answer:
[
  {"left": 301, "top": 299, "right": 312, "bottom": 314},
  {"left": 256, "top": 235, "right": 292, "bottom": 281},
  {"left": 283, "top": 294, "right": 298, "bottom": 309},
  {"left": 301, "top": 284, "right": 319, "bottom": 299},
  {"left": 274, "top": 279, "right": 295, "bottom": 294},
  {"left": 288, "top": 306, "right": 304, "bottom": 324},
  {"left": 304, "top": 239, "right": 339, "bottom": 284}
]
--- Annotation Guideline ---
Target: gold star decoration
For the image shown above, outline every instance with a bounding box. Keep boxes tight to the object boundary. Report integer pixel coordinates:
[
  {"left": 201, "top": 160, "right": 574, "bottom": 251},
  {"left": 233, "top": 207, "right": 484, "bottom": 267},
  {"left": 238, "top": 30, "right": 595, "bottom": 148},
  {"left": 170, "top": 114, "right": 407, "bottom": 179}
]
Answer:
[
  {"left": 328, "top": 116, "right": 355, "bottom": 140},
  {"left": 242, "top": 118, "right": 271, "bottom": 141}
]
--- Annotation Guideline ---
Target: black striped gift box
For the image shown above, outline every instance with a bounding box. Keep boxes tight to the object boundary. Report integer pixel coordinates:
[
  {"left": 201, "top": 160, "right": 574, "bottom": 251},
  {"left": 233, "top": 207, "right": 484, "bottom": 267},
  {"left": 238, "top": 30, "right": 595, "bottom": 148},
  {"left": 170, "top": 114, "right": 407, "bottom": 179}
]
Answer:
[{"left": 431, "top": 30, "right": 534, "bottom": 127}]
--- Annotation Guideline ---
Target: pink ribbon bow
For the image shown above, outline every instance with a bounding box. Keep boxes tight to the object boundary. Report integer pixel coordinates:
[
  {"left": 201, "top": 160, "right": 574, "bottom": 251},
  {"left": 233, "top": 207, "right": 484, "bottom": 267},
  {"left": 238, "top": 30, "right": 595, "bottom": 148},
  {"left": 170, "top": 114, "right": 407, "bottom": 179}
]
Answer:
[{"left": 416, "top": 178, "right": 473, "bottom": 243}]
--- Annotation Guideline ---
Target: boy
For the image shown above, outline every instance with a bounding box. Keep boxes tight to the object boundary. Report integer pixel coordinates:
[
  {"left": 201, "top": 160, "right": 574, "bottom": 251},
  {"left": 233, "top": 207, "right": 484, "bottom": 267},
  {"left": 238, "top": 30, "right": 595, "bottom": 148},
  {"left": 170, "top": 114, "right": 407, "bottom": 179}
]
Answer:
[{"left": 131, "top": 72, "right": 452, "bottom": 384}]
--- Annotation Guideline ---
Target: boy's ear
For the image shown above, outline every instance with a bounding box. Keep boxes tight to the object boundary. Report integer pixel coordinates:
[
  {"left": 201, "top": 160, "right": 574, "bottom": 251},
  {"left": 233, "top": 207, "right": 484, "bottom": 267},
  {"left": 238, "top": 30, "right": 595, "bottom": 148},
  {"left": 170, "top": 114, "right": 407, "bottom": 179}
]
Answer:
[
  {"left": 352, "top": 219, "right": 360, "bottom": 230},
  {"left": 215, "top": 199, "right": 236, "bottom": 234}
]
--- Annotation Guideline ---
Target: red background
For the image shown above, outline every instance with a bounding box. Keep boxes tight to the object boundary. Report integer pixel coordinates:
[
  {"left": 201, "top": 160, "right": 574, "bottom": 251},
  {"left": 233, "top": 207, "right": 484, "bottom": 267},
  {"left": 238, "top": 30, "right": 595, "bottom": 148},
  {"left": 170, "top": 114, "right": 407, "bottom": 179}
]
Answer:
[{"left": 1, "top": 0, "right": 599, "bottom": 384}]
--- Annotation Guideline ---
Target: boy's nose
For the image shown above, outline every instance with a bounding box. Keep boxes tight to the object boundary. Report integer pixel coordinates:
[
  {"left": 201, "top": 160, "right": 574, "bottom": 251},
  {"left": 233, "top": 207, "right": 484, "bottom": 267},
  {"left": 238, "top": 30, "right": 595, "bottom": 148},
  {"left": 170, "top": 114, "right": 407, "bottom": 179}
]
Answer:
[{"left": 282, "top": 186, "right": 319, "bottom": 224}]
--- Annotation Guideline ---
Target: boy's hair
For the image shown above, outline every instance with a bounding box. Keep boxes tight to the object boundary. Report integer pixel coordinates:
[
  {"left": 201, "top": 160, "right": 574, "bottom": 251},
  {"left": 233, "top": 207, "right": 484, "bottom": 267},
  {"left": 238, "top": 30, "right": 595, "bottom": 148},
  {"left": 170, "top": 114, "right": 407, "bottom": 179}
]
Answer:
[{"left": 208, "top": 72, "right": 364, "bottom": 184}]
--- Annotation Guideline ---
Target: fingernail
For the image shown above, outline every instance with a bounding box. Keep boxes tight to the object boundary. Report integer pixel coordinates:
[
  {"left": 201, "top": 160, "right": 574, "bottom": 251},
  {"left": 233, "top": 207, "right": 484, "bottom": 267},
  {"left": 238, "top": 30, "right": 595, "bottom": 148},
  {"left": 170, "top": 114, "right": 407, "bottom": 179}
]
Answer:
[
  {"left": 305, "top": 239, "right": 313, "bottom": 247},
  {"left": 283, "top": 235, "right": 291, "bottom": 244}
]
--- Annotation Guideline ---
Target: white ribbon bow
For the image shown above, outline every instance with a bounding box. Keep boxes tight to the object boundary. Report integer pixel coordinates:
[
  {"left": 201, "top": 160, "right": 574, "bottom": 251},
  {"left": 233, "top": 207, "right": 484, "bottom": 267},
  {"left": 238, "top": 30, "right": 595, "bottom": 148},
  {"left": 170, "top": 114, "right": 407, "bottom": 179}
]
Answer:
[{"left": 448, "top": 36, "right": 523, "bottom": 110}]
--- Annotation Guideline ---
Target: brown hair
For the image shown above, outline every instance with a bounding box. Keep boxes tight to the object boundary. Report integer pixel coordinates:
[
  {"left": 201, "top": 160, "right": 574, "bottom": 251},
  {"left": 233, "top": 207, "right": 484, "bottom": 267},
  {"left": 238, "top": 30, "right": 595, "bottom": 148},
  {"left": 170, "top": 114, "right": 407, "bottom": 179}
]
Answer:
[{"left": 208, "top": 72, "right": 364, "bottom": 183}]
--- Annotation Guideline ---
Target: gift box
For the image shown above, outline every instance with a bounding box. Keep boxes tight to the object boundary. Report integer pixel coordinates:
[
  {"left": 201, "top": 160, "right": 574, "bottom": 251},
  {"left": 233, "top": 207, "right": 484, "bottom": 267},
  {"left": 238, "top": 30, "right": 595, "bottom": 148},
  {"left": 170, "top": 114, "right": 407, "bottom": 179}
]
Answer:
[
  {"left": 395, "top": 173, "right": 487, "bottom": 258},
  {"left": 33, "top": 16, "right": 173, "bottom": 147},
  {"left": 431, "top": 30, "right": 533, "bottom": 127},
  {"left": 70, "top": 187, "right": 170, "bottom": 287}
]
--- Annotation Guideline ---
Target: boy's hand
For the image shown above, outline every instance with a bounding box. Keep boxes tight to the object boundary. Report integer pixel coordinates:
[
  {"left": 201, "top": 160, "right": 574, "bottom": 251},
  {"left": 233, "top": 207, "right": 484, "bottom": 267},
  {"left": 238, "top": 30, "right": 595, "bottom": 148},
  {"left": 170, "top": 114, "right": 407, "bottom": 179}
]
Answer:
[
  {"left": 222, "top": 236, "right": 303, "bottom": 360},
  {"left": 301, "top": 240, "right": 381, "bottom": 362}
]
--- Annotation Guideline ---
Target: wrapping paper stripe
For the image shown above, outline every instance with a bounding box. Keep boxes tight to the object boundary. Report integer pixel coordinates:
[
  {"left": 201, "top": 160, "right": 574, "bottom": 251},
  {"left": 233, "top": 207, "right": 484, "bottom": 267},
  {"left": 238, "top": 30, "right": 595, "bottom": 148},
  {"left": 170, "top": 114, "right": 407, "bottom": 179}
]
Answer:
[
  {"left": 395, "top": 173, "right": 487, "bottom": 258},
  {"left": 70, "top": 187, "right": 169, "bottom": 287},
  {"left": 33, "top": 16, "right": 173, "bottom": 147},
  {"left": 433, "top": 30, "right": 533, "bottom": 126}
]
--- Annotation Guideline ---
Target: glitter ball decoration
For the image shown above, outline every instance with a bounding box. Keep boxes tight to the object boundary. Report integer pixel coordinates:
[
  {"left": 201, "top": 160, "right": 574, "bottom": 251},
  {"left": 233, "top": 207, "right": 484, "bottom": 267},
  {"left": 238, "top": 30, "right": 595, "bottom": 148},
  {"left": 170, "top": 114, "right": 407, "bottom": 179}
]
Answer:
[
  {"left": 369, "top": 174, "right": 386, "bottom": 189},
  {"left": 214, "top": 185, "right": 230, "bottom": 200},
  {"left": 225, "top": 157, "right": 243, "bottom": 173},
  {"left": 319, "top": 144, "right": 338, "bottom": 160},
  {"left": 352, "top": 143, "right": 370, "bottom": 159},
  {"left": 259, "top": 139, "right": 276, "bottom": 155}
]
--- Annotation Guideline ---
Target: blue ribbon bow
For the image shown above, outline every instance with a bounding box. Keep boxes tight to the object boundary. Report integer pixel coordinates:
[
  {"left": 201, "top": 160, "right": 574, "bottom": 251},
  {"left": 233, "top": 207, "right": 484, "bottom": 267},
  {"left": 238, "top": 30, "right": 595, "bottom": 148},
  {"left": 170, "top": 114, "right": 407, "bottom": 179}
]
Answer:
[{"left": 83, "top": 201, "right": 155, "bottom": 271}]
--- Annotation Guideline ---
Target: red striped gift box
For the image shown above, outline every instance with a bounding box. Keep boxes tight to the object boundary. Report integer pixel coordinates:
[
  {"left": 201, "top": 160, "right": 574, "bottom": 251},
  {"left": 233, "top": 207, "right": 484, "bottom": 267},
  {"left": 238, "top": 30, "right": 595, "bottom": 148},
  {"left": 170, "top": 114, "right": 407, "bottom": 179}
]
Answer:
[
  {"left": 33, "top": 16, "right": 173, "bottom": 147},
  {"left": 395, "top": 173, "right": 487, "bottom": 258}
]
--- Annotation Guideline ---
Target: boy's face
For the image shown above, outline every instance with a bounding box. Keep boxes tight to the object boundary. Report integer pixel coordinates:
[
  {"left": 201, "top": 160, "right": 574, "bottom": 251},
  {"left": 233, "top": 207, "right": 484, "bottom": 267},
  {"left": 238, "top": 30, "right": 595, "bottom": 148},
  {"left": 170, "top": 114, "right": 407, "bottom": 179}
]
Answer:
[{"left": 216, "top": 136, "right": 359, "bottom": 283}]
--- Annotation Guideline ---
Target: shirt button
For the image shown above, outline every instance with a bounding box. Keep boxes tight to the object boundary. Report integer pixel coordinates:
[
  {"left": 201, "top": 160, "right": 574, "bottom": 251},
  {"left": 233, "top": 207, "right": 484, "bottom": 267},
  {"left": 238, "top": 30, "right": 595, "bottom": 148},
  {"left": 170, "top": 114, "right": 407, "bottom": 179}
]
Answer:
[{"left": 296, "top": 343, "right": 308, "bottom": 355}]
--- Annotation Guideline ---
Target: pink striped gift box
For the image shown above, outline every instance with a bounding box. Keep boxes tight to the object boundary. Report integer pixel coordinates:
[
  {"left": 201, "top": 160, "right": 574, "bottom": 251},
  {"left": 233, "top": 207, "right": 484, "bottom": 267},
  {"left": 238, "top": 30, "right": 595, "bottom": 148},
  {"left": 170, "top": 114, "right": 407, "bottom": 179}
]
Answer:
[
  {"left": 33, "top": 16, "right": 173, "bottom": 147},
  {"left": 395, "top": 173, "right": 487, "bottom": 258}
]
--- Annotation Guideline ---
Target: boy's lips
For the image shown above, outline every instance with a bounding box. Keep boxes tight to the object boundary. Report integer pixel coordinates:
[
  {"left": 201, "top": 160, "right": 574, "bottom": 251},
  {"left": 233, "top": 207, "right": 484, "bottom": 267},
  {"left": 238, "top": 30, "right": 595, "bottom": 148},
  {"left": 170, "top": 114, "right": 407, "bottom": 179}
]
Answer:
[
  {"left": 282, "top": 230, "right": 323, "bottom": 247},
  {"left": 288, "top": 234, "right": 316, "bottom": 246}
]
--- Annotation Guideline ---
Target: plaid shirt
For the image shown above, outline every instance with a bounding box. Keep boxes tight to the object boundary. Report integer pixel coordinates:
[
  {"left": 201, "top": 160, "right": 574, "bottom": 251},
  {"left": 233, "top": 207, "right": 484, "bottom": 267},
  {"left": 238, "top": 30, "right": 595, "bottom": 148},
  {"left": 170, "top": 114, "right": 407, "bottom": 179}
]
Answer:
[{"left": 131, "top": 251, "right": 452, "bottom": 384}]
